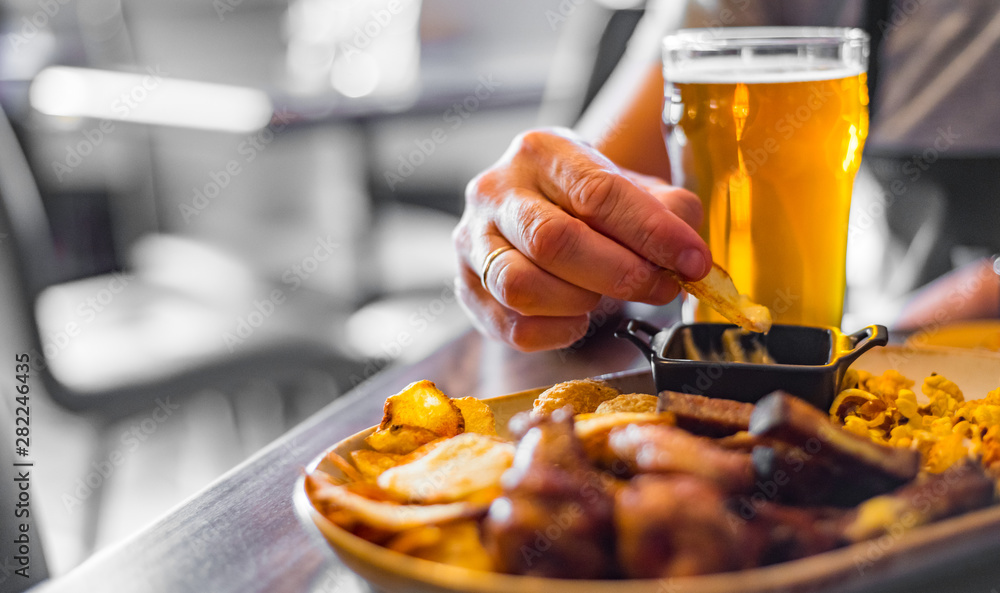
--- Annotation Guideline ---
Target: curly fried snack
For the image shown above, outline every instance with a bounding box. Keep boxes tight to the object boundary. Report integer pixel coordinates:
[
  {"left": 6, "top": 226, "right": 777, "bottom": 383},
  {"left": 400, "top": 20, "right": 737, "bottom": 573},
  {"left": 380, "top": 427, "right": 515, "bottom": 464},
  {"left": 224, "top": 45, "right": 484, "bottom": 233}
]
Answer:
[
  {"left": 532, "top": 378, "right": 620, "bottom": 417},
  {"left": 673, "top": 263, "right": 772, "bottom": 333}
]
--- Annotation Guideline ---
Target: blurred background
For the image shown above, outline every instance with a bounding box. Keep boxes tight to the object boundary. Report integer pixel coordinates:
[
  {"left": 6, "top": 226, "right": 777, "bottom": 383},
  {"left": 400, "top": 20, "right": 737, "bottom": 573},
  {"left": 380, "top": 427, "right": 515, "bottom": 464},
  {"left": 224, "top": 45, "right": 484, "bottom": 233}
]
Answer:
[{"left": 0, "top": 0, "right": 649, "bottom": 581}]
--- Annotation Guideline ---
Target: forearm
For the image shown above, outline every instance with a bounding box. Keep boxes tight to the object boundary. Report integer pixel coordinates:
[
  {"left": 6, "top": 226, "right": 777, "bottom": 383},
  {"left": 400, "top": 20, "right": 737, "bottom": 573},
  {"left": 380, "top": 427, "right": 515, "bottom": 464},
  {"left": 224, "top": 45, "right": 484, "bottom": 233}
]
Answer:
[
  {"left": 894, "top": 258, "right": 1000, "bottom": 331},
  {"left": 576, "top": 63, "right": 672, "bottom": 181}
]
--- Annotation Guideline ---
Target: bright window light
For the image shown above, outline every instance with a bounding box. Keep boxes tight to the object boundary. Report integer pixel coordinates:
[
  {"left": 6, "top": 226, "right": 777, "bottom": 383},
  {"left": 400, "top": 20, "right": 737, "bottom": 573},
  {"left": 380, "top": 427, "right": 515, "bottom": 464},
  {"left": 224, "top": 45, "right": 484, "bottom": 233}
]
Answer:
[{"left": 30, "top": 66, "right": 274, "bottom": 133}]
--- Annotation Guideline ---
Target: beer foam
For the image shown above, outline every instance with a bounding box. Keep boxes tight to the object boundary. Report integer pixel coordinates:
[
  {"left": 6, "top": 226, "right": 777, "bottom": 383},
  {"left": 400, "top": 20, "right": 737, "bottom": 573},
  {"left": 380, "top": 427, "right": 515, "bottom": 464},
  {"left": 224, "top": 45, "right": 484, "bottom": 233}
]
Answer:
[{"left": 664, "top": 56, "right": 865, "bottom": 84}]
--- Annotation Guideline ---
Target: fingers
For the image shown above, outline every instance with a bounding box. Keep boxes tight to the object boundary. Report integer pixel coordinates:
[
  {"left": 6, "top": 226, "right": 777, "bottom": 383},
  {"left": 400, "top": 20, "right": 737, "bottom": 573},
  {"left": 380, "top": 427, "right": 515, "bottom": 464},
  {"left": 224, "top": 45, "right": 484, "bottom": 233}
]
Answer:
[
  {"left": 493, "top": 190, "right": 683, "bottom": 304},
  {"left": 455, "top": 264, "right": 591, "bottom": 352},
  {"left": 455, "top": 127, "right": 711, "bottom": 351},
  {"left": 624, "top": 170, "right": 704, "bottom": 231},
  {"left": 519, "top": 130, "right": 711, "bottom": 281},
  {"left": 454, "top": 216, "right": 603, "bottom": 317}
]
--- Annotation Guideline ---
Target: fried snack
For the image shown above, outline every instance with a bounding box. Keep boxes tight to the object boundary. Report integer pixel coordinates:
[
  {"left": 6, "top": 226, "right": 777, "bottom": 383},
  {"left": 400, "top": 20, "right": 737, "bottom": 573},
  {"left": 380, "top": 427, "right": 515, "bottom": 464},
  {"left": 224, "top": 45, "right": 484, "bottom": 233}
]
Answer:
[
  {"left": 595, "top": 393, "right": 659, "bottom": 414},
  {"left": 365, "top": 380, "right": 464, "bottom": 454},
  {"left": 305, "top": 471, "right": 488, "bottom": 533},
  {"left": 350, "top": 450, "right": 402, "bottom": 481},
  {"left": 672, "top": 263, "right": 772, "bottom": 333},
  {"left": 452, "top": 397, "right": 497, "bottom": 435},
  {"left": 660, "top": 391, "right": 754, "bottom": 437},
  {"left": 531, "top": 378, "right": 620, "bottom": 417},
  {"left": 377, "top": 432, "right": 515, "bottom": 504},
  {"left": 380, "top": 380, "right": 464, "bottom": 435},
  {"left": 833, "top": 370, "right": 1000, "bottom": 475},
  {"left": 386, "top": 520, "right": 494, "bottom": 571},
  {"left": 365, "top": 425, "right": 441, "bottom": 455}
]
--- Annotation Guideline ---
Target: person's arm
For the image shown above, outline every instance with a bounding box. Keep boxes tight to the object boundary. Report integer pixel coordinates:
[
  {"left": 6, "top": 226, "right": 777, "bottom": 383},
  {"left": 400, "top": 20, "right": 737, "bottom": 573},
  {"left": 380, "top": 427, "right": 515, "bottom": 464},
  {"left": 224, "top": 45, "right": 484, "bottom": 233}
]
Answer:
[
  {"left": 576, "top": 0, "right": 772, "bottom": 177},
  {"left": 893, "top": 258, "right": 1000, "bottom": 331},
  {"left": 454, "top": 0, "right": 773, "bottom": 352}
]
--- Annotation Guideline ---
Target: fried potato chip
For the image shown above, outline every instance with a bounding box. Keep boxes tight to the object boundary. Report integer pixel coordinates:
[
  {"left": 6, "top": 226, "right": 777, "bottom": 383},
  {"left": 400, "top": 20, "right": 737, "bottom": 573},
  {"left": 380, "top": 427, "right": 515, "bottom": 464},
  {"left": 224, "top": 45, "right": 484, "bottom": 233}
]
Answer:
[
  {"left": 365, "top": 424, "right": 441, "bottom": 455},
  {"left": 378, "top": 380, "right": 465, "bottom": 437},
  {"left": 452, "top": 397, "right": 497, "bottom": 435},
  {"left": 377, "top": 432, "right": 515, "bottom": 504},
  {"left": 595, "top": 393, "right": 659, "bottom": 414},
  {"left": 532, "top": 378, "right": 620, "bottom": 417},
  {"left": 387, "top": 520, "right": 494, "bottom": 572},
  {"left": 351, "top": 450, "right": 402, "bottom": 481},
  {"left": 306, "top": 472, "right": 487, "bottom": 532},
  {"left": 673, "top": 263, "right": 772, "bottom": 333}
]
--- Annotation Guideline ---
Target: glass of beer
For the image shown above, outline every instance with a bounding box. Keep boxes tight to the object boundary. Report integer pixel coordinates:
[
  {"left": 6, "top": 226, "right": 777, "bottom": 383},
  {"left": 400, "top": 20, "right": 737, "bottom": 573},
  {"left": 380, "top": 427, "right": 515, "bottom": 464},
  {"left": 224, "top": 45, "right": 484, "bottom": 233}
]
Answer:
[{"left": 663, "top": 27, "right": 869, "bottom": 328}]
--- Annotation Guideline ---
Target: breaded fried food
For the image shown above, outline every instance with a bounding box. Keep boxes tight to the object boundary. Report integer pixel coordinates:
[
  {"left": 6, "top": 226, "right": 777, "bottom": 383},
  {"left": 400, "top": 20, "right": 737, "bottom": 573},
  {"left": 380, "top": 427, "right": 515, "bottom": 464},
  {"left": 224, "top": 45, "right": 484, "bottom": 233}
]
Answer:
[
  {"left": 595, "top": 393, "right": 659, "bottom": 414},
  {"left": 532, "top": 378, "right": 620, "bottom": 417},
  {"left": 673, "top": 263, "right": 772, "bottom": 333}
]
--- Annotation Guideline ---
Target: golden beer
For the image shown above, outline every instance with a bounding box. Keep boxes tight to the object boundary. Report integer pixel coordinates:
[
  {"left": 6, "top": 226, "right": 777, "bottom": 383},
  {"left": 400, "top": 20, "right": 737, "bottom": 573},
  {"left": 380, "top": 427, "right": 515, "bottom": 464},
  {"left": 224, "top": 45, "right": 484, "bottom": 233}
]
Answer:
[{"left": 663, "top": 28, "right": 869, "bottom": 328}]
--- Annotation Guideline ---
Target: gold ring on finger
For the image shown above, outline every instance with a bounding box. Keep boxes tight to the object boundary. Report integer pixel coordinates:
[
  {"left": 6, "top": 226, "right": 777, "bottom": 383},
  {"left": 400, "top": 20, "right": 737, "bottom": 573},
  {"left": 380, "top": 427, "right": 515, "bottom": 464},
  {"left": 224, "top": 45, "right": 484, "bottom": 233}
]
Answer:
[{"left": 481, "top": 245, "right": 515, "bottom": 290}]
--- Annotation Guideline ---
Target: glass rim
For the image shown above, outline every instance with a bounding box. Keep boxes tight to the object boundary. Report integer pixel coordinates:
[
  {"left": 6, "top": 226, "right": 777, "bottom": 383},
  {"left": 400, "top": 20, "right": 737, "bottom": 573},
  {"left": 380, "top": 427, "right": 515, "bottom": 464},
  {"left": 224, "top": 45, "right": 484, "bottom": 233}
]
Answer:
[{"left": 663, "top": 26, "right": 869, "bottom": 51}]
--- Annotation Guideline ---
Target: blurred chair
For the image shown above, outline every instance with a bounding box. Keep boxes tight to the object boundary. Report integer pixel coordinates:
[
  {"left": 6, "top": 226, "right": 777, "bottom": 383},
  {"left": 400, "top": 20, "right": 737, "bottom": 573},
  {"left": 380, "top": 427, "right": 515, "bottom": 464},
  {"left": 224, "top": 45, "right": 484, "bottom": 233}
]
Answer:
[
  {"left": 0, "top": 102, "right": 366, "bottom": 419},
  {"left": 0, "top": 99, "right": 368, "bottom": 561}
]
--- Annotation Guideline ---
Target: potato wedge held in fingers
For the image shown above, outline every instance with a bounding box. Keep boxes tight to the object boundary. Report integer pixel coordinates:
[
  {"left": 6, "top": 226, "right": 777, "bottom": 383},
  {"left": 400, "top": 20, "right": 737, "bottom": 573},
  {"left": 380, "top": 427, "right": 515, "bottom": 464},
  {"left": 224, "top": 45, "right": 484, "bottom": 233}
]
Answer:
[{"left": 673, "top": 263, "right": 772, "bottom": 333}]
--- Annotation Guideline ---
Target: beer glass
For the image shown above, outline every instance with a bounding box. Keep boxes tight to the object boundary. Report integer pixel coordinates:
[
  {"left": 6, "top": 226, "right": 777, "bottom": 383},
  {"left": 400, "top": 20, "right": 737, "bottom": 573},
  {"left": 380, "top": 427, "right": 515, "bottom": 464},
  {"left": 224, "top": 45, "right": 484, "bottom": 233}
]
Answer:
[{"left": 663, "top": 27, "right": 869, "bottom": 328}]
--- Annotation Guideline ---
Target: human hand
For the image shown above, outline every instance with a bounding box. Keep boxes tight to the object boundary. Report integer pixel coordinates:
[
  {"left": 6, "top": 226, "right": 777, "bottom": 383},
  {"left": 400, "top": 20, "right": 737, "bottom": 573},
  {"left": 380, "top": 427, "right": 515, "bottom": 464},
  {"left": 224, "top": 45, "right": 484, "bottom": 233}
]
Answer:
[{"left": 453, "top": 128, "right": 710, "bottom": 351}]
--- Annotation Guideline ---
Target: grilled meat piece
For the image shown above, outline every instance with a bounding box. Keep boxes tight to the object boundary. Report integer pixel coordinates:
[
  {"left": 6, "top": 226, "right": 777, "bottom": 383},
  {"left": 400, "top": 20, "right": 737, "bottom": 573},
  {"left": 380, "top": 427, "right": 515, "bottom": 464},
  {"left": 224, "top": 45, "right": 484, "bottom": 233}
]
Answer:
[
  {"left": 749, "top": 391, "right": 920, "bottom": 500},
  {"left": 615, "top": 474, "right": 766, "bottom": 578},
  {"left": 842, "top": 460, "right": 997, "bottom": 543},
  {"left": 481, "top": 408, "right": 617, "bottom": 579},
  {"left": 608, "top": 423, "right": 755, "bottom": 495},
  {"left": 745, "top": 502, "right": 847, "bottom": 565},
  {"left": 659, "top": 391, "right": 754, "bottom": 437}
]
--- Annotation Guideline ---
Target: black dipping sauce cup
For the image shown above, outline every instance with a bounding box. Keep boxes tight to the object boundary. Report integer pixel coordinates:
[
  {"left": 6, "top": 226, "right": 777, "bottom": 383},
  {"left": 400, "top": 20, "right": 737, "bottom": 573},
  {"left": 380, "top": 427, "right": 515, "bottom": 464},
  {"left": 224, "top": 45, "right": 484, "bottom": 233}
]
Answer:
[{"left": 615, "top": 320, "right": 888, "bottom": 410}]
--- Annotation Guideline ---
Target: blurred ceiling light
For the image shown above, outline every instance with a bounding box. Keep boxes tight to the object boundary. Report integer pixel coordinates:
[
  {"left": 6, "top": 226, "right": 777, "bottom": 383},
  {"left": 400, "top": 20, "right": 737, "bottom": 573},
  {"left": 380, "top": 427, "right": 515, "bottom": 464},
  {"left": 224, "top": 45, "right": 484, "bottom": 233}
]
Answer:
[{"left": 29, "top": 66, "right": 273, "bottom": 133}]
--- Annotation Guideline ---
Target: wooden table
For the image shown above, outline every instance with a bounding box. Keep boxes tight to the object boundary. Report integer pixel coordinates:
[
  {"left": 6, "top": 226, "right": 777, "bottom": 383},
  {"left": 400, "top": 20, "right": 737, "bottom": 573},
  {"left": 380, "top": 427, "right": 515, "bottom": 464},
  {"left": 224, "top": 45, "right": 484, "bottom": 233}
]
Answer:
[{"left": 29, "top": 313, "right": 648, "bottom": 593}]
